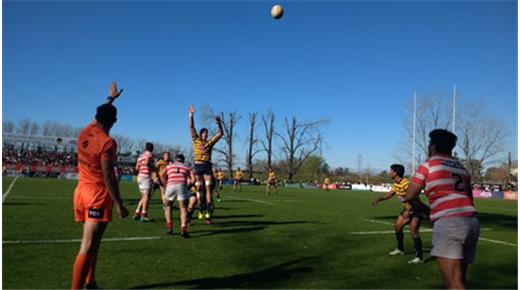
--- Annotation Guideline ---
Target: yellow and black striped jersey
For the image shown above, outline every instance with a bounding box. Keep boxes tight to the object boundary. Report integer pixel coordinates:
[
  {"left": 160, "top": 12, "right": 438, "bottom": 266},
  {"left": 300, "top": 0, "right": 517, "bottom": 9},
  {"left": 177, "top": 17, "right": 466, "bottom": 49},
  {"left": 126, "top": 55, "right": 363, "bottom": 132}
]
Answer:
[
  {"left": 268, "top": 172, "right": 276, "bottom": 180},
  {"left": 192, "top": 136, "right": 219, "bottom": 163},
  {"left": 155, "top": 159, "right": 169, "bottom": 176},
  {"left": 391, "top": 178, "right": 410, "bottom": 196},
  {"left": 234, "top": 171, "right": 243, "bottom": 179}
]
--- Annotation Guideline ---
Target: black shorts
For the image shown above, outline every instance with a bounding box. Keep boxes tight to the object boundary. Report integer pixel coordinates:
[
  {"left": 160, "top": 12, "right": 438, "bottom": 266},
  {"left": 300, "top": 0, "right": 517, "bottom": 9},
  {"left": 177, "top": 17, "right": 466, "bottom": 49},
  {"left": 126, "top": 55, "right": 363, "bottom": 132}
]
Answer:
[
  {"left": 194, "top": 163, "right": 213, "bottom": 176},
  {"left": 268, "top": 179, "right": 276, "bottom": 185},
  {"left": 409, "top": 203, "right": 429, "bottom": 220}
]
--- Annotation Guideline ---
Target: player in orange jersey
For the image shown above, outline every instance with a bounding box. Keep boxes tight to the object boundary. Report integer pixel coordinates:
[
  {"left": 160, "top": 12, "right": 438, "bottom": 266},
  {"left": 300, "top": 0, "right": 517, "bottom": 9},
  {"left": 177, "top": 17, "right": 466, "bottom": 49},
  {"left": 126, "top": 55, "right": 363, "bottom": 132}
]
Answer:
[{"left": 71, "top": 82, "right": 128, "bottom": 290}]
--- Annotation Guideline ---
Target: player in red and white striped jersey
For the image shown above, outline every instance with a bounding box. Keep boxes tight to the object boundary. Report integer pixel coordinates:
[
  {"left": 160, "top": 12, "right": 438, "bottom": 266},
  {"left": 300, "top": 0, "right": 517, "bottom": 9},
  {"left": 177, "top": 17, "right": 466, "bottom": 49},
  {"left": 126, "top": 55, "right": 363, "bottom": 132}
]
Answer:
[
  {"left": 161, "top": 154, "right": 195, "bottom": 237},
  {"left": 404, "top": 129, "right": 479, "bottom": 289},
  {"left": 133, "top": 143, "right": 155, "bottom": 222}
]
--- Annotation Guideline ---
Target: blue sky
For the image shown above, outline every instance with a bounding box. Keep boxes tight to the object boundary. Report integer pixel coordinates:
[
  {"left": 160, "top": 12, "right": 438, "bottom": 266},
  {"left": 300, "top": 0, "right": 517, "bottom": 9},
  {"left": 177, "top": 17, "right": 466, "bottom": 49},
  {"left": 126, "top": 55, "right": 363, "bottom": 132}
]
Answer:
[{"left": 3, "top": 0, "right": 517, "bottom": 170}]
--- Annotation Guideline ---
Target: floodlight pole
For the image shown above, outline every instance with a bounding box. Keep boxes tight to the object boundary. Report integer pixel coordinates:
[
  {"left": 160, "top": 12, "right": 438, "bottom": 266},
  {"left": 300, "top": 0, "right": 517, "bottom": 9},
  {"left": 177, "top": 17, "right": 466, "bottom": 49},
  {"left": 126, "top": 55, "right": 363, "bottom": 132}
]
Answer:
[
  {"left": 452, "top": 85, "right": 457, "bottom": 134},
  {"left": 412, "top": 92, "right": 417, "bottom": 174}
]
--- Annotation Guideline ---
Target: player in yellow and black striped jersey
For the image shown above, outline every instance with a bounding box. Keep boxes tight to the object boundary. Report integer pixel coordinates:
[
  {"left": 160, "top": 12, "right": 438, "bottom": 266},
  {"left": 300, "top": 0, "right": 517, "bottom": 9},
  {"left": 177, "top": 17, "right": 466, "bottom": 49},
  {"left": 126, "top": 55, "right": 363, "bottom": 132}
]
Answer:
[
  {"left": 266, "top": 168, "right": 278, "bottom": 196},
  {"left": 371, "top": 164, "right": 429, "bottom": 264},
  {"left": 213, "top": 168, "right": 224, "bottom": 202},
  {"left": 189, "top": 105, "right": 223, "bottom": 223},
  {"left": 233, "top": 168, "right": 243, "bottom": 192}
]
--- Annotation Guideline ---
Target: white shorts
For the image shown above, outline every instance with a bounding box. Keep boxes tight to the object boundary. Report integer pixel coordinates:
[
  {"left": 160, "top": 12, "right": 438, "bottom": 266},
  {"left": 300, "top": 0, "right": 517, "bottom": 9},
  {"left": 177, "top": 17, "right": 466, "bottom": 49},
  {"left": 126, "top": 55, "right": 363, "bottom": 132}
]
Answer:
[
  {"left": 137, "top": 176, "right": 152, "bottom": 193},
  {"left": 431, "top": 216, "right": 480, "bottom": 263},
  {"left": 165, "top": 184, "right": 189, "bottom": 202}
]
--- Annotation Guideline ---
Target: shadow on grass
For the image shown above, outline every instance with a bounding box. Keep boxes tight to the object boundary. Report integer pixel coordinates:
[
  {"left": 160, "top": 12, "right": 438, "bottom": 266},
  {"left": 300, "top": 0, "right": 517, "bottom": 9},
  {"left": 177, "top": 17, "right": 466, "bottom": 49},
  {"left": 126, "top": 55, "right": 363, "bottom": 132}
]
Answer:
[
  {"left": 3, "top": 202, "right": 44, "bottom": 206},
  {"left": 131, "top": 256, "right": 318, "bottom": 289},
  {"left": 213, "top": 214, "right": 263, "bottom": 219},
  {"left": 476, "top": 212, "right": 517, "bottom": 230},
  {"left": 213, "top": 220, "right": 318, "bottom": 228},
  {"left": 373, "top": 212, "right": 517, "bottom": 230},
  {"left": 220, "top": 199, "right": 252, "bottom": 203},
  {"left": 192, "top": 226, "right": 267, "bottom": 238}
]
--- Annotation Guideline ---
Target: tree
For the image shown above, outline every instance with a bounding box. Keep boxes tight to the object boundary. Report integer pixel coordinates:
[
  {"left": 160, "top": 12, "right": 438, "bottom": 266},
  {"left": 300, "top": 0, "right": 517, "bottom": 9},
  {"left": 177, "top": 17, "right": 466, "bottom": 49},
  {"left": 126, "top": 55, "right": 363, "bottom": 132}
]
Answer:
[
  {"left": 299, "top": 155, "right": 328, "bottom": 182},
  {"left": 400, "top": 91, "right": 452, "bottom": 168},
  {"left": 261, "top": 110, "right": 276, "bottom": 170},
  {"left": 276, "top": 116, "right": 326, "bottom": 182},
  {"left": 399, "top": 91, "right": 508, "bottom": 179},
  {"left": 213, "top": 111, "right": 240, "bottom": 174},
  {"left": 30, "top": 122, "right": 39, "bottom": 135},
  {"left": 113, "top": 135, "right": 136, "bottom": 154},
  {"left": 458, "top": 103, "right": 508, "bottom": 180},
  {"left": 42, "top": 121, "right": 53, "bottom": 136},
  {"left": 17, "top": 118, "right": 31, "bottom": 135},
  {"left": 246, "top": 113, "right": 261, "bottom": 179},
  {"left": 3, "top": 120, "right": 15, "bottom": 133}
]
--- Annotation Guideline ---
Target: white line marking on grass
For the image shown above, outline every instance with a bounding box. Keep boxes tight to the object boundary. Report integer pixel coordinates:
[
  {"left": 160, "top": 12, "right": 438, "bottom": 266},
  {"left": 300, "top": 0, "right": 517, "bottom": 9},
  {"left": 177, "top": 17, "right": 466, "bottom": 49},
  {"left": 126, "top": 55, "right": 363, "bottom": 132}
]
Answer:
[
  {"left": 3, "top": 236, "right": 162, "bottom": 245},
  {"left": 351, "top": 229, "right": 434, "bottom": 235},
  {"left": 3, "top": 176, "right": 20, "bottom": 202},
  {"left": 351, "top": 228, "right": 492, "bottom": 235},
  {"left": 8, "top": 196, "right": 71, "bottom": 200},
  {"left": 225, "top": 195, "right": 276, "bottom": 206},
  {"left": 362, "top": 219, "right": 394, "bottom": 226},
  {"left": 479, "top": 237, "right": 516, "bottom": 247}
]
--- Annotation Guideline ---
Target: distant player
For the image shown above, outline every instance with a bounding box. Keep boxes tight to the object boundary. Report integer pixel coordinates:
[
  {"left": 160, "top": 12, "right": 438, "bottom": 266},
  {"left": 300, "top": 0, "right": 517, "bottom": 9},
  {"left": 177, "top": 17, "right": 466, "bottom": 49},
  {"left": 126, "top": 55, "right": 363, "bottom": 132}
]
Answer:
[
  {"left": 216, "top": 168, "right": 225, "bottom": 191},
  {"left": 189, "top": 105, "right": 223, "bottom": 223},
  {"left": 214, "top": 168, "right": 223, "bottom": 202},
  {"left": 233, "top": 167, "right": 243, "bottom": 192},
  {"left": 133, "top": 142, "right": 155, "bottom": 222},
  {"left": 155, "top": 152, "right": 171, "bottom": 200},
  {"left": 371, "top": 164, "right": 428, "bottom": 263},
  {"left": 323, "top": 177, "right": 331, "bottom": 191},
  {"left": 404, "top": 129, "right": 479, "bottom": 289},
  {"left": 71, "top": 82, "right": 128, "bottom": 289},
  {"left": 161, "top": 154, "right": 194, "bottom": 237},
  {"left": 266, "top": 167, "right": 278, "bottom": 196}
]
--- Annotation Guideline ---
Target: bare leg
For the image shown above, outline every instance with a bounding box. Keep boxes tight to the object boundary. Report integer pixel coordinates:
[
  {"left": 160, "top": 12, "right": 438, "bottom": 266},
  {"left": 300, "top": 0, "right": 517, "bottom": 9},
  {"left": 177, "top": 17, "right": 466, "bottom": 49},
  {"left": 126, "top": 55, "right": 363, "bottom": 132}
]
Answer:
[{"left": 436, "top": 257, "right": 465, "bottom": 289}]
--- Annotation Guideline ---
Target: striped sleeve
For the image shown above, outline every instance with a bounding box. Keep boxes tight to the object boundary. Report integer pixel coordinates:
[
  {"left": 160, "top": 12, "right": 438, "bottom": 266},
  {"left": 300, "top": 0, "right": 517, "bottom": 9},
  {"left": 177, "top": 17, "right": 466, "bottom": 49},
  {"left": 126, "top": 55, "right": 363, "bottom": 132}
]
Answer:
[{"left": 411, "top": 162, "right": 429, "bottom": 187}]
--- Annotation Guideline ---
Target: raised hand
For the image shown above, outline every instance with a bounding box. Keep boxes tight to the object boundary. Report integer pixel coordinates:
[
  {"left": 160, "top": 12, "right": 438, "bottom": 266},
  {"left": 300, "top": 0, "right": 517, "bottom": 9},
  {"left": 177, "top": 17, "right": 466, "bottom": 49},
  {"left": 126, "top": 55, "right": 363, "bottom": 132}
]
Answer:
[
  {"left": 109, "top": 82, "right": 123, "bottom": 99},
  {"left": 189, "top": 106, "right": 195, "bottom": 114}
]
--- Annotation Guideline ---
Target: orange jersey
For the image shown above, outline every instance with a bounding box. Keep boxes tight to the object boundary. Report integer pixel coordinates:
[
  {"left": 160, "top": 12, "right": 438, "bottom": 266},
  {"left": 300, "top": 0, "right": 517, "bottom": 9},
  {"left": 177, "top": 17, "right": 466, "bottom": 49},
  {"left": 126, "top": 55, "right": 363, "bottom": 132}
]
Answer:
[{"left": 76, "top": 122, "right": 117, "bottom": 187}]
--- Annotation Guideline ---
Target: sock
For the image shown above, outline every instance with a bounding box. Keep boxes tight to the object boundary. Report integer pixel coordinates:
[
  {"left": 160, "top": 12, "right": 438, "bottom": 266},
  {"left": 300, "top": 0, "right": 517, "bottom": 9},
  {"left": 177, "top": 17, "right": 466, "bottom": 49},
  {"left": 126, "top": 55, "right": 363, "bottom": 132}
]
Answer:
[
  {"left": 395, "top": 231, "right": 404, "bottom": 251},
  {"left": 413, "top": 237, "right": 423, "bottom": 259},
  {"left": 166, "top": 222, "right": 173, "bottom": 230},
  {"left": 85, "top": 249, "right": 99, "bottom": 286},
  {"left": 71, "top": 254, "right": 91, "bottom": 290},
  {"left": 199, "top": 204, "right": 204, "bottom": 213},
  {"left": 141, "top": 212, "right": 147, "bottom": 217}
]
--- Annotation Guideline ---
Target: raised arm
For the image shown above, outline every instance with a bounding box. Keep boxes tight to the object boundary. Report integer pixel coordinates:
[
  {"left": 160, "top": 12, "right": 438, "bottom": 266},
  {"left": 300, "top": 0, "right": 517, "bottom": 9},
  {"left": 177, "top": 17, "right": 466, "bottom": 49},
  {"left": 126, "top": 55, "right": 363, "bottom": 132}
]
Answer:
[
  {"left": 212, "top": 115, "right": 224, "bottom": 142},
  {"left": 105, "top": 82, "right": 123, "bottom": 105},
  {"left": 189, "top": 106, "right": 198, "bottom": 140}
]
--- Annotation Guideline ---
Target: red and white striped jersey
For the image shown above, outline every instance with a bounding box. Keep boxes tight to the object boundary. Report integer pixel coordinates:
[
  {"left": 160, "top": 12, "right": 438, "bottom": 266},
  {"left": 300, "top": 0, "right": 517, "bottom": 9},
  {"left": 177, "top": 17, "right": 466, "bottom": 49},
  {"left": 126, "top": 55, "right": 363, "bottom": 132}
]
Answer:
[
  {"left": 164, "top": 161, "right": 192, "bottom": 186},
  {"left": 136, "top": 151, "right": 153, "bottom": 177},
  {"left": 412, "top": 154, "right": 476, "bottom": 222}
]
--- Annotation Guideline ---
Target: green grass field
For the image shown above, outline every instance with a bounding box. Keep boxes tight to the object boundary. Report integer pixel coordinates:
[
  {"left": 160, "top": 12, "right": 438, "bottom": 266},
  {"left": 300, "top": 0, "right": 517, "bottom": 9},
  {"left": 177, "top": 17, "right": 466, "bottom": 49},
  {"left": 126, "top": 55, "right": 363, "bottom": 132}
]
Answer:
[{"left": 3, "top": 177, "right": 518, "bottom": 289}]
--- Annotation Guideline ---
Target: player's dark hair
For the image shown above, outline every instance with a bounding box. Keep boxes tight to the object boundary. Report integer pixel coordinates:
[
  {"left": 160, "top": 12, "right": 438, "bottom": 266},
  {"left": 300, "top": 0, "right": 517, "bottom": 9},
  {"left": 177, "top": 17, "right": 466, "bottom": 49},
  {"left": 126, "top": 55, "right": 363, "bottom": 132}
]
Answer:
[
  {"left": 145, "top": 142, "right": 154, "bottom": 152},
  {"left": 200, "top": 128, "right": 208, "bottom": 137},
  {"left": 429, "top": 129, "right": 457, "bottom": 154},
  {"left": 175, "top": 154, "right": 185, "bottom": 163},
  {"left": 95, "top": 104, "right": 117, "bottom": 126},
  {"left": 390, "top": 164, "right": 405, "bottom": 178}
]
